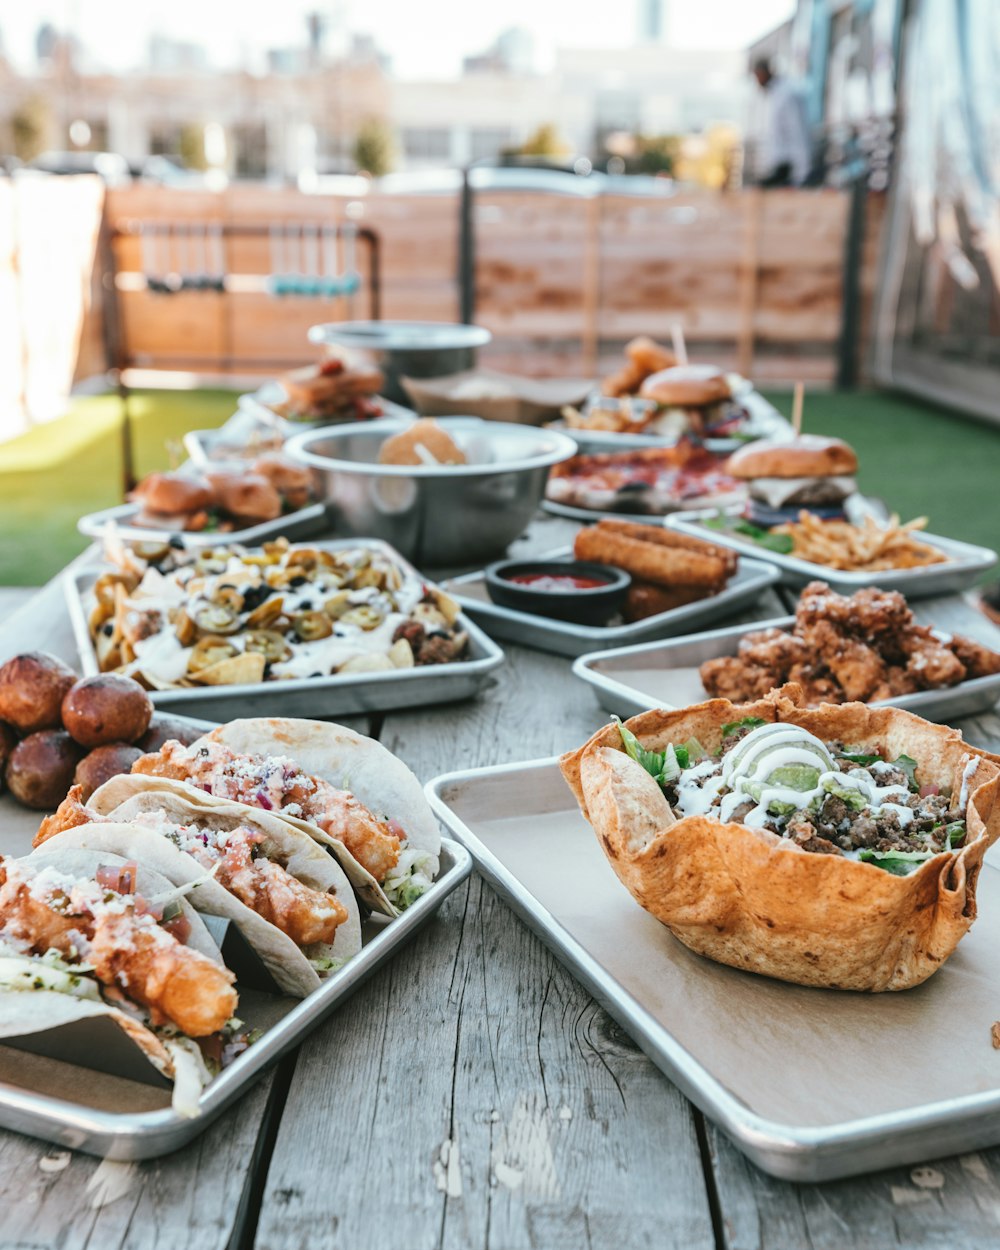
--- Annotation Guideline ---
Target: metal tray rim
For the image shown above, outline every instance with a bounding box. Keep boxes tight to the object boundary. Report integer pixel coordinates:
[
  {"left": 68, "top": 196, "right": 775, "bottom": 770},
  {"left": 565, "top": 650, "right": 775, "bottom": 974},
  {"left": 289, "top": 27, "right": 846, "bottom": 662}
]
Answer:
[
  {"left": 446, "top": 549, "right": 781, "bottom": 650},
  {"left": 425, "top": 757, "right": 1000, "bottom": 1181},
  {"left": 76, "top": 501, "right": 330, "bottom": 549},
  {"left": 63, "top": 537, "right": 506, "bottom": 703},
  {"left": 571, "top": 615, "right": 1000, "bottom": 719},
  {"left": 666, "top": 508, "right": 999, "bottom": 585},
  {"left": 0, "top": 837, "right": 472, "bottom": 1159}
]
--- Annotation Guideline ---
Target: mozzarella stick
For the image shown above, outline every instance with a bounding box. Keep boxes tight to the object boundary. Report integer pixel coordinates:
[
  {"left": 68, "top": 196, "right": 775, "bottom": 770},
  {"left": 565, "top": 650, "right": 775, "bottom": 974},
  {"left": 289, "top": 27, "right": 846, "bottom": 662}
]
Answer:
[
  {"left": 574, "top": 526, "right": 727, "bottom": 588},
  {"left": 595, "top": 518, "right": 738, "bottom": 575},
  {"left": 622, "top": 581, "right": 712, "bottom": 623}
]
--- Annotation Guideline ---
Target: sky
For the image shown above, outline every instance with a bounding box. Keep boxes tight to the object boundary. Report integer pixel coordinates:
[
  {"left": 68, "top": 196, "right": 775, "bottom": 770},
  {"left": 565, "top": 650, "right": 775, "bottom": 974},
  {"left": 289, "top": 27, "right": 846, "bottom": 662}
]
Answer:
[{"left": 0, "top": 0, "right": 794, "bottom": 78}]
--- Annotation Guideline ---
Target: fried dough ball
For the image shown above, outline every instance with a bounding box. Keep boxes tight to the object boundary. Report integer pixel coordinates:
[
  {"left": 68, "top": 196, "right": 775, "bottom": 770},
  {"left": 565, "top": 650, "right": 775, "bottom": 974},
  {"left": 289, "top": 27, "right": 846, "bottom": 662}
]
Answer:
[
  {"left": 0, "top": 652, "right": 77, "bottom": 733},
  {"left": 74, "top": 743, "right": 144, "bottom": 802},
  {"left": 6, "top": 730, "right": 85, "bottom": 810},
  {"left": 62, "top": 674, "right": 153, "bottom": 748},
  {"left": 138, "top": 714, "right": 206, "bottom": 753}
]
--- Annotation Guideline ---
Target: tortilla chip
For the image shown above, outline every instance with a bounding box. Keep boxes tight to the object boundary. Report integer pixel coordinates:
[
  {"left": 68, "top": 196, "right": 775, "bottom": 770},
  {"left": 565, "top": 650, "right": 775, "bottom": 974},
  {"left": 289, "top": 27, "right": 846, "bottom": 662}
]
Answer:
[
  {"left": 560, "top": 684, "right": 1000, "bottom": 992},
  {"left": 195, "top": 651, "right": 267, "bottom": 686}
]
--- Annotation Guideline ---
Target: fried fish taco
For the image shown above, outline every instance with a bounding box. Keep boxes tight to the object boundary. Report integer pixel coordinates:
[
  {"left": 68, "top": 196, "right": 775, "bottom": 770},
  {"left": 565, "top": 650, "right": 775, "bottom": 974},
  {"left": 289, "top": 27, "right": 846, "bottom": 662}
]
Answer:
[
  {"left": 127, "top": 717, "right": 441, "bottom": 915},
  {"left": 0, "top": 846, "right": 244, "bottom": 1115},
  {"left": 34, "top": 773, "right": 363, "bottom": 996},
  {"left": 560, "top": 685, "right": 1000, "bottom": 991}
]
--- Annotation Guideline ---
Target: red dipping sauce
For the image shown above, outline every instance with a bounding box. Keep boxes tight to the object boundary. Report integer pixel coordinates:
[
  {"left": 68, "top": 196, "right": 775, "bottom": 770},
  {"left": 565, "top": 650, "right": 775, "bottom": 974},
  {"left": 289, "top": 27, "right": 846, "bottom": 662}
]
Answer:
[{"left": 506, "top": 573, "right": 609, "bottom": 592}]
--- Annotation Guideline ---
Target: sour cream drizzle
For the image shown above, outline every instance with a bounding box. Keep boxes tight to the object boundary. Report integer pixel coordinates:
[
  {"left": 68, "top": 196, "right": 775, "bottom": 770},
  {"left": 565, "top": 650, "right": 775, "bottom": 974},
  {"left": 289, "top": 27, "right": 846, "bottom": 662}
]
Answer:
[{"left": 673, "top": 723, "right": 915, "bottom": 831}]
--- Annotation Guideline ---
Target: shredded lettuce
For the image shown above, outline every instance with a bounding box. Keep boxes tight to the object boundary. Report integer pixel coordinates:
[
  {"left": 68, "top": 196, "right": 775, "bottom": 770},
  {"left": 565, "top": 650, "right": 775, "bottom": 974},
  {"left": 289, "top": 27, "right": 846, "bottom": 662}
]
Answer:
[
  {"left": 840, "top": 751, "right": 881, "bottom": 766},
  {"left": 893, "top": 754, "right": 919, "bottom": 791},
  {"left": 721, "top": 717, "right": 767, "bottom": 740},
  {"left": 615, "top": 718, "right": 679, "bottom": 785},
  {"left": 857, "top": 849, "right": 936, "bottom": 876}
]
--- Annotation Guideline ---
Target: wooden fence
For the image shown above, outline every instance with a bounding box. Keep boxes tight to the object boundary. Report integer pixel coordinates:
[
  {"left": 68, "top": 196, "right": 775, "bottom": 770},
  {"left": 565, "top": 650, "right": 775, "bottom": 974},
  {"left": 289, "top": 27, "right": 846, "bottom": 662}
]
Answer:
[{"left": 2, "top": 179, "right": 885, "bottom": 437}]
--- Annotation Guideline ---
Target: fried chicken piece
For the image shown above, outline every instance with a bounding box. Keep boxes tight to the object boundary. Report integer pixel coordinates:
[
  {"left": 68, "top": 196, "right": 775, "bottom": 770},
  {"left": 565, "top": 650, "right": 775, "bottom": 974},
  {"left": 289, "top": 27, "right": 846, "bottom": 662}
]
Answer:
[
  {"left": 903, "top": 632, "right": 966, "bottom": 688},
  {"left": 949, "top": 634, "right": 1000, "bottom": 679},
  {"left": 700, "top": 657, "right": 778, "bottom": 701},
  {"left": 737, "top": 628, "right": 809, "bottom": 676},
  {"left": 600, "top": 360, "right": 647, "bottom": 398},
  {"left": 0, "top": 871, "right": 79, "bottom": 951},
  {"left": 796, "top": 619, "right": 887, "bottom": 701},
  {"left": 787, "top": 667, "right": 841, "bottom": 705},
  {"left": 35, "top": 785, "right": 96, "bottom": 845},
  {"left": 212, "top": 837, "right": 348, "bottom": 947}
]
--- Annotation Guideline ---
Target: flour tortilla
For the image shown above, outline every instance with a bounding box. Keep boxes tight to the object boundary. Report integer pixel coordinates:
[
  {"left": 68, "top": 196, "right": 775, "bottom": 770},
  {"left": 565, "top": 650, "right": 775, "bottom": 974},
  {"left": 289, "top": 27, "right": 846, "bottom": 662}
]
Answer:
[
  {"left": 40, "top": 774, "right": 363, "bottom": 996},
  {"left": 197, "top": 718, "right": 442, "bottom": 916},
  {"left": 560, "top": 685, "right": 1000, "bottom": 991},
  {"left": 0, "top": 847, "right": 225, "bottom": 1097}
]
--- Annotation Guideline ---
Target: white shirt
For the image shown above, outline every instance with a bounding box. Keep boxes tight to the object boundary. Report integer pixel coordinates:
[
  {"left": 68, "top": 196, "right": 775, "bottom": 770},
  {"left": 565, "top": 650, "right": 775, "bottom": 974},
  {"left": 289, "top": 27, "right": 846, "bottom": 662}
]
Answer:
[{"left": 758, "top": 77, "right": 812, "bottom": 185}]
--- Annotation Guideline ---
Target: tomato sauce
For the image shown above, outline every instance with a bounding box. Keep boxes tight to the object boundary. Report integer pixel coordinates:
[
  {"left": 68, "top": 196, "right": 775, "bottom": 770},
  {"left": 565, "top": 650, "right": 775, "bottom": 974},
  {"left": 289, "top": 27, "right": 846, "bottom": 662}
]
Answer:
[{"left": 506, "top": 573, "right": 609, "bottom": 592}]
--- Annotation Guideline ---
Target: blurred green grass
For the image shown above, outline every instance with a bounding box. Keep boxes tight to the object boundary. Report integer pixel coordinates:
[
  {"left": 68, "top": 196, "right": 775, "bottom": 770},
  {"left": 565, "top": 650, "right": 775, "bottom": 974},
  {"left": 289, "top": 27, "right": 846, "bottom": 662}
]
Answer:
[{"left": 0, "top": 386, "right": 997, "bottom": 586}]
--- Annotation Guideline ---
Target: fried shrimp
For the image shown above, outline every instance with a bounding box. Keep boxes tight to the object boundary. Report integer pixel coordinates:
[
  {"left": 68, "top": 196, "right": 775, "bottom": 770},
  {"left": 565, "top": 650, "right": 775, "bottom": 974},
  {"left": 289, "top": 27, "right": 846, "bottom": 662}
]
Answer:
[
  {"left": 0, "top": 859, "right": 237, "bottom": 1037},
  {"left": 133, "top": 740, "right": 403, "bottom": 882}
]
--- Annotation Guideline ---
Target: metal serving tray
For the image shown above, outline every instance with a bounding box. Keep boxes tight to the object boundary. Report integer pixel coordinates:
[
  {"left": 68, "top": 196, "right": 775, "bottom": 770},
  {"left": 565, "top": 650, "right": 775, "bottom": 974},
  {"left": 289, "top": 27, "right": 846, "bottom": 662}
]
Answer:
[
  {"left": 77, "top": 502, "right": 330, "bottom": 549},
  {"left": 442, "top": 550, "right": 780, "bottom": 658},
  {"left": 667, "top": 507, "right": 998, "bottom": 597},
  {"left": 427, "top": 756, "right": 1000, "bottom": 1183},
  {"left": 572, "top": 614, "right": 1000, "bottom": 722},
  {"left": 239, "top": 381, "right": 415, "bottom": 432},
  {"left": 64, "top": 538, "right": 505, "bottom": 719},
  {"left": 550, "top": 387, "right": 793, "bottom": 456},
  {"left": 0, "top": 822, "right": 470, "bottom": 1160}
]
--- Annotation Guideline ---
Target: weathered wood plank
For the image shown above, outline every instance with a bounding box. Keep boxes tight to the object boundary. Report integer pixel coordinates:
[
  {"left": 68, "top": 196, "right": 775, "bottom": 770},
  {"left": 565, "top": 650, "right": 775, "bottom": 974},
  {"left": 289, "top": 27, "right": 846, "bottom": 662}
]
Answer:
[{"left": 0, "top": 1066, "right": 279, "bottom": 1250}]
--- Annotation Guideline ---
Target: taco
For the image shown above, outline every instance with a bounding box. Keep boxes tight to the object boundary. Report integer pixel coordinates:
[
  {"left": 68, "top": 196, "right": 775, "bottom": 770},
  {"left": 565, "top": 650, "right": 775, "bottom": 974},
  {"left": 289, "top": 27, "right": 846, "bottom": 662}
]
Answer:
[
  {"left": 560, "top": 685, "right": 1000, "bottom": 991},
  {"left": 0, "top": 845, "right": 244, "bottom": 1115},
  {"left": 127, "top": 717, "right": 441, "bottom": 915},
  {"left": 34, "top": 773, "right": 363, "bottom": 996}
]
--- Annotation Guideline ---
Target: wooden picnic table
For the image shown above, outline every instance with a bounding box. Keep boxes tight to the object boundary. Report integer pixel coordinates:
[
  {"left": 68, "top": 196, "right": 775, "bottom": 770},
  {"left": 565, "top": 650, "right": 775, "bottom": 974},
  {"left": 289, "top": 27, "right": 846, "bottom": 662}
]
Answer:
[{"left": 2, "top": 511, "right": 1000, "bottom": 1250}]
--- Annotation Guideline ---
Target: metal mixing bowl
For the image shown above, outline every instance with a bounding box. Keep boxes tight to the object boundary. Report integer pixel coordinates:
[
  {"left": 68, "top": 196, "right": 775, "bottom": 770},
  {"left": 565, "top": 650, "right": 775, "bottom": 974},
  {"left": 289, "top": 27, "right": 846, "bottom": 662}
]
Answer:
[
  {"left": 308, "top": 321, "right": 492, "bottom": 405},
  {"left": 284, "top": 417, "right": 577, "bottom": 567}
]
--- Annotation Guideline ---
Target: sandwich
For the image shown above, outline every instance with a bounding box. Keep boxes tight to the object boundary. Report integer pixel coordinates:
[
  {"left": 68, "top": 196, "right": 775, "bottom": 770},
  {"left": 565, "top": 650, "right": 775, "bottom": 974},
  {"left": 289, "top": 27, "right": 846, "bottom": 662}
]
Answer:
[
  {"left": 561, "top": 685, "right": 1000, "bottom": 991},
  {"left": 34, "top": 773, "right": 363, "bottom": 996},
  {"left": 638, "top": 365, "right": 741, "bottom": 439},
  {"left": 124, "top": 717, "right": 442, "bottom": 915},
  {"left": 0, "top": 846, "right": 243, "bottom": 1114},
  {"left": 725, "top": 434, "right": 858, "bottom": 528}
]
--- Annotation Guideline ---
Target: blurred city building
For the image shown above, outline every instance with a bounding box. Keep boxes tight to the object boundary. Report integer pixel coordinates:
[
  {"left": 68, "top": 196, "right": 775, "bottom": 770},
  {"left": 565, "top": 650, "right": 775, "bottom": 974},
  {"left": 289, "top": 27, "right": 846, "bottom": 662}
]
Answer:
[{"left": 0, "top": 14, "right": 745, "bottom": 183}]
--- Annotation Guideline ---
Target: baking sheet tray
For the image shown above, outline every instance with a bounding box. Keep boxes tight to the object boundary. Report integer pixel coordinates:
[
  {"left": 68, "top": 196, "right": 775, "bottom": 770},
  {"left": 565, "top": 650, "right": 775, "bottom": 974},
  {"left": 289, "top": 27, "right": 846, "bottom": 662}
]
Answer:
[
  {"left": 0, "top": 832, "right": 470, "bottom": 1159},
  {"left": 542, "top": 492, "right": 746, "bottom": 525},
  {"left": 572, "top": 615, "right": 1000, "bottom": 722},
  {"left": 667, "top": 507, "right": 998, "bottom": 597},
  {"left": 64, "top": 538, "right": 505, "bottom": 718},
  {"left": 550, "top": 388, "right": 793, "bottom": 456},
  {"left": 77, "top": 502, "right": 330, "bottom": 549},
  {"left": 427, "top": 756, "right": 1000, "bottom": 1182},
  {"left": 442, "top": 550, "right": 780, "bottom": 658}
]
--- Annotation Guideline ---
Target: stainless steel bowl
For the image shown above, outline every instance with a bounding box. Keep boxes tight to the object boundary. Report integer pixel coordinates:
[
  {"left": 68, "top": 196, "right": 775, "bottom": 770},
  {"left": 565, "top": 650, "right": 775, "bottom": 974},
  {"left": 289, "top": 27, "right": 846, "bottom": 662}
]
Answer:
[
  {"left": 308, "top": 321, "right": 492, "bottom": 405},
  {"left": 285, "top": 417, "right": 577, "bottom": 566}
]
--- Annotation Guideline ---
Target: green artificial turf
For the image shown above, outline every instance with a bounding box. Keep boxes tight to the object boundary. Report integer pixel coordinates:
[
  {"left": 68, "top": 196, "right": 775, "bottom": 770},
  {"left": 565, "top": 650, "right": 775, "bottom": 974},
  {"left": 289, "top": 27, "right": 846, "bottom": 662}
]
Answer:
[
  {"left": 0, "top": 385, "right": 997, "bottom": 587},
  {"left": 0, "top": 389, "right": 239, "bottom": 586},
  {"left": 760, "top": 390, "right": 1000, "bottom": 565}
]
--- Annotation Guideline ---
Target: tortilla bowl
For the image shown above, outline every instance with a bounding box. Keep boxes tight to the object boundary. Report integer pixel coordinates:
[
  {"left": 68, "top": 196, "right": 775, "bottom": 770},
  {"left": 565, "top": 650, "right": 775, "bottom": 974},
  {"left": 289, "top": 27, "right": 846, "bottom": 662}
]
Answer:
[{"left": 559, "top": 685, "right": 1000, "bottom": 991}]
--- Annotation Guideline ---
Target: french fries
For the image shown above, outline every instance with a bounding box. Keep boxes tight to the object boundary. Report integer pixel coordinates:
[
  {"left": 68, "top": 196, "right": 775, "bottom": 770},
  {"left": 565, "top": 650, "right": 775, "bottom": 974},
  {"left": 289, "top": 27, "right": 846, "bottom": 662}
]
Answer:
[{"left": 774, "top": 512, "right": 948, "bottom": 572}]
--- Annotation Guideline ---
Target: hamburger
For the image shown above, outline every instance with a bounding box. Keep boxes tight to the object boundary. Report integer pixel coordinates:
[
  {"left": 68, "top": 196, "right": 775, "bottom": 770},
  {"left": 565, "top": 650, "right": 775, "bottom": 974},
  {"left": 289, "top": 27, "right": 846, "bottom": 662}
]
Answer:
[
  {"left": 725, "top": 435, "right": 858, "bottom": 528},
  {"left": 638, "top": 365, "right": 739, "bottom": 438}
]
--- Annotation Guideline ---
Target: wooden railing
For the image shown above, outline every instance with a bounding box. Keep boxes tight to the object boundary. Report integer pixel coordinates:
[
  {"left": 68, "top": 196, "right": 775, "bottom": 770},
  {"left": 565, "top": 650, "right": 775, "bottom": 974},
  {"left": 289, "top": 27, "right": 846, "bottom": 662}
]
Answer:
[{"left": 2, "top": 179, "right": 884, "bottom": 438}]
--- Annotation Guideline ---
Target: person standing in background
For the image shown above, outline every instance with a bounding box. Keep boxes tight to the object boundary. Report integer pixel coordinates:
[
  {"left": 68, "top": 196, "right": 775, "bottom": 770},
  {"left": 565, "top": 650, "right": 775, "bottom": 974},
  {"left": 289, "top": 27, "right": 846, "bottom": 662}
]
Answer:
[{"left": 752, "top": 58, "right": 812, "bottom": 187}]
